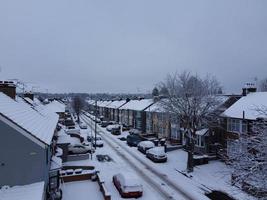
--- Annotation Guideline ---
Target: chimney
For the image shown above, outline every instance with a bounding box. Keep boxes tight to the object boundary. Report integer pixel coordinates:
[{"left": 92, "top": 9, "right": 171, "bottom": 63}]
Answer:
[
  {"left": 24, "top": 92, "right": 34, "bottom": 101},
  {"left": 0, "top": 81, "right": 16, "bottom": 99},
  {"left": 242, "top": 82, "right": 257, "bottom": 96}
]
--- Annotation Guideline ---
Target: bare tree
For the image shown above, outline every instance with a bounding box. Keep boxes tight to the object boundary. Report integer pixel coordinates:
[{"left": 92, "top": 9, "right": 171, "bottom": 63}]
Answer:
[
  {"left": 259, "top": 78, "right": 267, "bottom": 92},
  {"left": 159, "top": 71, "right": 222, "bottom": 172},
  {"left": 152, "top": 87, "right": 159, "bottom": 97},
  {"left": 229, "top": 116, "right": 267, "bottom": 199},
  {"left": 72, "top": 96, "right": 84, "bottom": 123}
]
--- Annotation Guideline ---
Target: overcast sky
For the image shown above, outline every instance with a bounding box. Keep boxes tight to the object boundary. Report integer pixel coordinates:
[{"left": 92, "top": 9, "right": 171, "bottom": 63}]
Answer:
[{"left": 0, "top": 0, "right": 266, "bottom": 94}]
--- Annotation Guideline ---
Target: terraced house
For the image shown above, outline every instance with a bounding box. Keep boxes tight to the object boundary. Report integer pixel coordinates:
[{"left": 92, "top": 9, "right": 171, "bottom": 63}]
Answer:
[{"left": 0, "top": 82, "right": 64, "bottom": 199}]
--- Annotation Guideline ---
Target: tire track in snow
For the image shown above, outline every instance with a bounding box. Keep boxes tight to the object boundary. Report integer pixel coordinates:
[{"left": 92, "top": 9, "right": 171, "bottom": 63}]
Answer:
[
  {"left": 81, "top": 114, "right": 198, "bottom": 200},
  {"left": 81, "top": 115, "right": 176, "bottom": 200}
]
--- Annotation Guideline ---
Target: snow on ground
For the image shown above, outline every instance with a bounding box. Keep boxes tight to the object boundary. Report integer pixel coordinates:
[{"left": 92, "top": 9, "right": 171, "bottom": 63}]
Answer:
[
  {"left": 81, "top": 114, "right": 256, "bottom": 200},
  {"left": 63, "top": 126, "right": 166, "bottom": 199},
  {"left": 61, "top": 180, "right": 102, "bottom": 200},
  {"left": 111, "top": 134, "right": 256, "bottom": 200},
  {"left": 80, "top": 116, "right": 206, "bottom": 200}
]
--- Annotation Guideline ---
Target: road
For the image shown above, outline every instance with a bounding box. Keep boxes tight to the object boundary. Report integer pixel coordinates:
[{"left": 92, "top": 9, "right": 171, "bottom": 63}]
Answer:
[{"left": 81, "top": 113, "right": 209, "bottom": 200}]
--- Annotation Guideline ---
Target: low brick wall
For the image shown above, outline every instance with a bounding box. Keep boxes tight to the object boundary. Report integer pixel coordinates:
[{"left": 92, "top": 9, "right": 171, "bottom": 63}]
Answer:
[
  {"left": 61, "top": 173, "right": 93, "bottom": 183},
  {"left": 96, "top": 173, "right": 111, "bottom": 200}
]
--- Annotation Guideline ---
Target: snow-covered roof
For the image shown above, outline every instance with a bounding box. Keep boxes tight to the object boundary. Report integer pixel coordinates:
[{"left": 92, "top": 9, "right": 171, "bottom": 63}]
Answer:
[
  {"left": 106, "top": 100, "right": 127, "bottom": 109},
  {"left": 222, "top": 92, "right": 267, "bottom": 120},
  {"left": 0, "top": 182, "right": 45, "bottom": 200},
  {"left": 144, "top": 100, "right": 166, "bottom": 113},
  {"left": 86, "top": 100, "right": 95, "bottom": 105},
  {"left": 120, "top": 99, "right": 154, "bottom": 111},
  {"left": 43, "top": 100, "right": 65, "bottom": 113},
  {"left": 0, "top": 92, "right": 59, "bottom": 145},
  {"left": 50, "top": 156, "right": 62, "bottom": 171},
  {"left": 102, "top": 101, "right": 113, "bottom": 107},
  {"left": 196, "top": 128, "right": 209, "bottom": 136}
]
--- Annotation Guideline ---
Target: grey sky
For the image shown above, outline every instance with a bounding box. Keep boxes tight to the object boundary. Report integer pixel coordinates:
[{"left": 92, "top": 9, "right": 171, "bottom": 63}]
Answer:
[{"left": 0, "top": 0, "right": 266, "bottom": 94}]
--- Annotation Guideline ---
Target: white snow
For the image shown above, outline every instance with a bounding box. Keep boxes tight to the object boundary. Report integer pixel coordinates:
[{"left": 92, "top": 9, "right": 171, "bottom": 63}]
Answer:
[
  {"left": 61, "top": 180, "right": 103, "bottom": 200},
  {"left": 43, "top": 100, "right": 66, "bottom": 114},
  {"left": 0, "top": 92, "right": 59, "bottom": 145},
  {"left": 138, "top": 141, "right": 155, "bottom": 148},
  {"left": 196, "top": 128, "right": 209, "bottom": 136},
  {"left": 105, "top": 100, "right": 128, "bottom": 109},
  {"left": 0, "top": 182, "right": 45, "bottom": 200},
  {"left": 147, "top": 147, "right": 166, "bottom": 155},
  {"left": 222, "top": 92, "right": 267, "bottom": 120},
  {"left": 120, "top": 99, "right": 154, "bottom": 111},
  {"left": 50, "top": 156, "right": 62, "bottom": 171}
]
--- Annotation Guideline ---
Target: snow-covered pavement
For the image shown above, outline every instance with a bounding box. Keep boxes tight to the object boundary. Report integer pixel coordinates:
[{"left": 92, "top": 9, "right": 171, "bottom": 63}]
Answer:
[
  {"left": 64, "top": 120, "right": 172, "bottom": 199},
  {"left": 61, "top": 180, "right": 103, "bottom": 200},
  {"left": 81, "top": 113, "right": 256, "bottom": 200},
  {"left": 81, "top": 114, "right": 211, "bottom": 200}
]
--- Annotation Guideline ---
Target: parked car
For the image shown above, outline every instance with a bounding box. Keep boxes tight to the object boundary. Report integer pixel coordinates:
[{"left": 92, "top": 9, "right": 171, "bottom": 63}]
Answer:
[
  {"left": 146, "top": 147, "right": 167, "bottom": 163},
  {"left": 65, "top": 126, "right": 80, "bottom": 134},
  {"left": 122, "top": 124, "right": 131, "bottom": 131},
  {"left": 106, "top": 124, "right": 120, "bottom": 132},
  {"left": 127, "top": 134, "right": 143, "bottom": 147},
  {"left": 100, "top": 121, "right": 110, "bottom": 127},
  {"left": 113, "top": 173, "right": 143, "bottom": 198},
  {"left": 79, "top": 122, "right": 87, "bottom": 129},
  {"left": 95, "top": 118, "right": 101, "bottom": 123},
  {"left": 137, "top": 141, "right": 155, "bottom": 154},
  {"left": 64, "top": 119, "right": 75, "bottom": 127},
  {"left": 68, "top": 144, "right": 94, "bottom": 154},
  {"left": 111, "top": 125, "right": 121, "bottom": 135},
  {"left": 92, "top": 135, "right": 104, "bottom": 147},
  {"left": 129, "top": 129, "right": 141, "bottom": 135}
]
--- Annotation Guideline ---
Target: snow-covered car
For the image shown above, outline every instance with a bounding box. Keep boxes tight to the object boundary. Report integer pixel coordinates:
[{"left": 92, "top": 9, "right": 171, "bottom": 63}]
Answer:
[
  {"left": 111, "top": 125, "right": 121, "bottom": 135},
  {"left": 137, "top": 141, "right": 155, "bottom": 154},
  {"left": 68, "top": 144, "right": 94, "bottom": 154},
  {"left": 146, "top": 147, "right": 167, "bottom": 163},
  {"left": 65, "top": 126, "right": 80, "bottom": 134},
  {"left": 113, "top": 173, "right": 143, "bottom": 198},
  {"left": 94, "top": 118, "right": 101, "bottom": 123},
  {"left": 129, "top": 129, "right": 141, "bottom": 135},
  {"left": 92, "top": 135, "right": 104, "bottom": 147},
  {"left": 79, "top": 122, "right": 87, "bottom": 129},
  {"left": 106, "top": 124, "right": 120, "bottom": 132}
]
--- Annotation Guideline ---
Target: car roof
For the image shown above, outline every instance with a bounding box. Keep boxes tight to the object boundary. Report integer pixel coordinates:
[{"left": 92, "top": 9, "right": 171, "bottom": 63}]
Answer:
[
  {"left": 148, "top": 147, "right": 165, "bottom": 154},
  {"left": 116, "top": 173, "right": 141, "bottom": 187},
  {"left": 138, "top": 141, "right": 155, "bottom": 147}
]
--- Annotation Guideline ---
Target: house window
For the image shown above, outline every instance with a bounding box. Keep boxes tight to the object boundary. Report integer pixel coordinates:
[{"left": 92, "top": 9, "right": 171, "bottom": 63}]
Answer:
[
  {"left": 227, "top": 119, "right": 248, "bottom": 134},
  {"left": 228, "top": 119, "right": 240, "bottom": 132},
  {"left": 242, "top": 121, "right": 247, "bottom": 133},
  {"left": 196, "top": 135, "right": 204, "bottom": 147},
  {"left": 171, "top": 124, "right": 180, "bottom": 140}
]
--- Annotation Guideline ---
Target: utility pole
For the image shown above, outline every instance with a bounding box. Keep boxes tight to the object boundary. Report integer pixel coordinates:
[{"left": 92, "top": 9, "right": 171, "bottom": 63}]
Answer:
[{"left": 94, "top": 100, "right": 97, "bottom": 150}]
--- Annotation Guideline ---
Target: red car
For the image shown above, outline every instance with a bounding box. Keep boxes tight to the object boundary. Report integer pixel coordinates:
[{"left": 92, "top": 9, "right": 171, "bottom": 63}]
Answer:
[{"left": 113, "top": 173, "right": 143, "bottom": 198}]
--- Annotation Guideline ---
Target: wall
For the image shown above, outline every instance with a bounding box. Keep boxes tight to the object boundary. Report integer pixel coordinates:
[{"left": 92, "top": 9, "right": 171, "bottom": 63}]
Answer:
[{"left": 0, "top": 120, "right": 51, "bottom": 186}]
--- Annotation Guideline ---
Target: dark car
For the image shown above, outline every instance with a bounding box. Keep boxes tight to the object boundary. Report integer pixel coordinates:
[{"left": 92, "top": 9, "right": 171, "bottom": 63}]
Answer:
[
  {"left": 127, "top": 134, "right": 143, "bottom": 147},
  {"left": 122, "top": 124, "right": 131, "bottom": 131},
  {"left": 100, "top": 121, "right": 110, "bottom": 128},
  {"left": 111, "top": 125, "right": 121, "bottom": 135}
]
